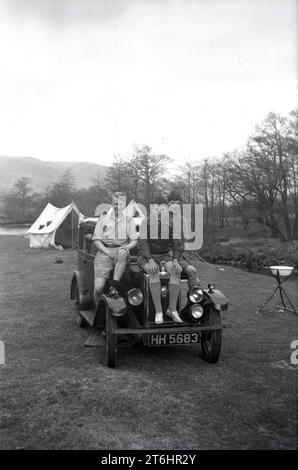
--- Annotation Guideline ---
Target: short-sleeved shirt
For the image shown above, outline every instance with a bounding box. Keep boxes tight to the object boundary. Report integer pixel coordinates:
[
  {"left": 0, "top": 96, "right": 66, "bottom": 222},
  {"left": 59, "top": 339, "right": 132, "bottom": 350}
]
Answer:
[{"left": 92, "top": 210, "right": 138, "bottom": 246}]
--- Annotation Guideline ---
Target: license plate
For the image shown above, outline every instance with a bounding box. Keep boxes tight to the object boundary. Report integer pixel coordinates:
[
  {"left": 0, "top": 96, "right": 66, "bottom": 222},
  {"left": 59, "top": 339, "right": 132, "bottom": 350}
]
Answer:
[{"left": 148, "top": 332, "right": 200, "bottom": 346}]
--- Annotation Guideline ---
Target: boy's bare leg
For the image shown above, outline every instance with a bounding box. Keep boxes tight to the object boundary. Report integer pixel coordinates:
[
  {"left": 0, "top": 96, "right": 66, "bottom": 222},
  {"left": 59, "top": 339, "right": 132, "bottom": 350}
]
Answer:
[
  {"left": 184, "top": 264, "right": 199, "bottom": 288},
  {"left": 94, "top": 278, "right": 106, "bottom": 306},
  {"left": 113, "top": 249, "right": 129, "bottom": 281}
]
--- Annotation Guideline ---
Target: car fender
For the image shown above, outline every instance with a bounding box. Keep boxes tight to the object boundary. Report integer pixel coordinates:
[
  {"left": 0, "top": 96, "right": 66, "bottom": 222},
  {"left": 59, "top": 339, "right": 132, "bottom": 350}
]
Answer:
[
  {"left": 70, "top": 271, "right": 90, "bottom": 310},
  {"left": 203, "top": 289, "right": 228, "bottom": 311},
  {"left": 94, "top": 295, "right": 128, "bottom": 328},
  {"left": 102, "top": 295, "right": 128, "bottom": 317}
]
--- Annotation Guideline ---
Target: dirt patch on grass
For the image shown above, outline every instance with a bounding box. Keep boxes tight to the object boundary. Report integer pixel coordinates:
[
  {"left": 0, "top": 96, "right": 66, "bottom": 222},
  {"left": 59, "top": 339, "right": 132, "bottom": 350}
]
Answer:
[{"left": 0, "top": 237, "right": 297, "bottom": 449}]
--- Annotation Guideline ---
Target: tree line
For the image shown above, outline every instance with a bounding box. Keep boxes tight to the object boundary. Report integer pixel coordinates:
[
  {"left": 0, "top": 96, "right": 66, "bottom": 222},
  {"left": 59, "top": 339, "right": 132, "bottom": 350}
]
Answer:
[
  {"left": 1, "top": 169, "right": 109, "bottom": 224},
  {"left": 104, "top": 110, "right": 298, "bottom": 241},
  {"left": 1, "top": 110, "right": 297, "bottom": 241}
]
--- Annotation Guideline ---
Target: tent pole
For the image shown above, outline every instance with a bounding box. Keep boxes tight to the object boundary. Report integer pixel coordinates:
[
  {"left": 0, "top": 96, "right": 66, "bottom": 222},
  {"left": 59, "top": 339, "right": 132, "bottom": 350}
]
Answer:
[{"left": 71, "top": 207, "right": 73, "bottom": 249}]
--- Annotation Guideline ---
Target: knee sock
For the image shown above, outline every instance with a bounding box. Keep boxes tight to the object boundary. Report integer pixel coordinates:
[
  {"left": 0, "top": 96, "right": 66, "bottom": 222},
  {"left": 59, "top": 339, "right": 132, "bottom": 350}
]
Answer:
[
  {"left": 168, "top": 282, "right": 180, "bottom": 312},
  {"left": 149, "top": 280, "right": 163, "bottom": 313}
]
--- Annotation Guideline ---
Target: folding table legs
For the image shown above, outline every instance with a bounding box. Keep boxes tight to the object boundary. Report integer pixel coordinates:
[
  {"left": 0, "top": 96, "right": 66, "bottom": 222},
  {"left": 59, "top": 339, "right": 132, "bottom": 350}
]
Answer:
[{"left": 257, "top": 272, "right": 297, "bottom": 314}]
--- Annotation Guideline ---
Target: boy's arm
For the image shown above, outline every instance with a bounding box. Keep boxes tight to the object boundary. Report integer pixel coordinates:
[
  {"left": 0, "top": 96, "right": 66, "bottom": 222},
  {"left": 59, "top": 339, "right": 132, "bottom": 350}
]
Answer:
[
  {"left": 123, "top": 218, "right": 139, "bottom": 252},
  {"left": 170, "top": 217, "right": 184, "bottom": 261},
  {"left": 93, "top": 239, "right": 112, "bottom": 256},
  {"left": 138, "top": 218, "right": 153, "bottom": 261},
  {"left": 172, "top": 238, "right": 184, "bottom": 261},
  {"left": 92, "top": 218, "right": 111, "bottom": 256}
]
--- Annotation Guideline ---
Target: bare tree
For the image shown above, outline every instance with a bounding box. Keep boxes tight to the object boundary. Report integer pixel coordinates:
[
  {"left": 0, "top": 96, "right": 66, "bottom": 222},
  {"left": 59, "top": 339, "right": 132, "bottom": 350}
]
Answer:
[
  {"left": 104, "top": 155, "right": 131, "bottom": 196},
  {"left": 127, "top": 145, "right": 171, "bottom": 207},
  {"left": 14, "top": 177, "right": 33, "bottom": 221},
  {"left": 47, "top": 169, "right": 76, "bottom": 207},
  {"left": 286, "top": 110, "right": 298, "bottom": 239},
  {"left": 245, "top": 112, "right": 294, "bottom": 240}
]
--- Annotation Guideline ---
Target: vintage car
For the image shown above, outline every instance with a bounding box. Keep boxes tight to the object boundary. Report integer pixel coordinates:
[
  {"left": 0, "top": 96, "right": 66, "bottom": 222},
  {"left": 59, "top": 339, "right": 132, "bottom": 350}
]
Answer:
[{"left": 70, "top": 217, "right": 228, "bottom": 367}]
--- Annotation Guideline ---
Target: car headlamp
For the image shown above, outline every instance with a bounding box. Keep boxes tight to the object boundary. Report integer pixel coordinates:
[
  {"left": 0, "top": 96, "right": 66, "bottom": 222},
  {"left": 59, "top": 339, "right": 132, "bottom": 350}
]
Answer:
[
  {"left": 188, "top": 286, "right": 204, "bottom": 303},
  {"left": 127, "top": 288, "right": 144, "bottom": 306},
  {"left": 191, "top": 304, "right": 204, "bottom": 319}
]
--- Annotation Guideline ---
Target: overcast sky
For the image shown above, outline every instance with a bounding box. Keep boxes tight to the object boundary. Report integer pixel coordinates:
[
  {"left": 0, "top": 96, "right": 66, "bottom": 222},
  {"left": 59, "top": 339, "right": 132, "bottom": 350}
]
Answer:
[{"left": 0, "top": 0, "right": 296, "bottom": 167}]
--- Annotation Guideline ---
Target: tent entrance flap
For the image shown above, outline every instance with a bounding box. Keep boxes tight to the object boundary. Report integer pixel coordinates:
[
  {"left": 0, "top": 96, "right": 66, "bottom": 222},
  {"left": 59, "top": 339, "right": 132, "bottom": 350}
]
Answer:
[{"left": 55, "top": 211, "right": 79, "bottom": 248}]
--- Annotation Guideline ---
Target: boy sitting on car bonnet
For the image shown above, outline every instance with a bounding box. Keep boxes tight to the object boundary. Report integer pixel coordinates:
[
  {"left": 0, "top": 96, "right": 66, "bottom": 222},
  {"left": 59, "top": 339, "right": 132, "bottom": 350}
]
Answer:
[
  {"left": 92, "top": 192, "right": 138, "bottom": 306},
  {"left": 167, "top": 190, "right": 199, "bottom": 288},
  {"left": 137, "top": 196, "right": 184, "bottom": 324}
]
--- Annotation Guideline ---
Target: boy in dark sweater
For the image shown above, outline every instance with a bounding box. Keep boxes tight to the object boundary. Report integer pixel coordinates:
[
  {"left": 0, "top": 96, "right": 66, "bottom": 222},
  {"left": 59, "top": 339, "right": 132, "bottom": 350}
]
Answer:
[
  {"left": 167, "top": 190, "right": 199, "bottom": 288},
  {"left": 137, "top": 197, "right": 183, "bottom": 324}
]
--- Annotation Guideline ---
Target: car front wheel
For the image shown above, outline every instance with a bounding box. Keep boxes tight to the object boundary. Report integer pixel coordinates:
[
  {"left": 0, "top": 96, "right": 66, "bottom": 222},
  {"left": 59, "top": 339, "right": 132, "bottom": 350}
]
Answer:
[
  {"left": 105, "top": 306, "right": 118, "bottom": 368},
  {"left": 201, "top": 306, "right": 222, "bottom": 363},
  {"left": 74, "top": 284, "right": 88, "bottom": 328}
]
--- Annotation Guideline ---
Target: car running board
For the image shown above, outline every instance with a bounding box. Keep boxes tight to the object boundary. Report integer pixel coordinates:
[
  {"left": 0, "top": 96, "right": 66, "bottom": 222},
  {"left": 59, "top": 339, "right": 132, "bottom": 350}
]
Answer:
[
  {"left": 80, "top": 309, "right": 96, "bottom": 326},
  {"left": 84, "top": 331, "right": 105, "bottom": 347}
]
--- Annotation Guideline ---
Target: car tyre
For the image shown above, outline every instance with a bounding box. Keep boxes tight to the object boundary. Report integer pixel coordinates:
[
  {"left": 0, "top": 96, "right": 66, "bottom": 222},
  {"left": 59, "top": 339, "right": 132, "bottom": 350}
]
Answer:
[
  {"left": 105, "top": 307, "right": 118, "bottom": 368},
  {"left": 74, "top": 284, "right": 88, "bottom": 328},
  {"left": 201, "top": 305, "right": 222, "bottom": 363}
]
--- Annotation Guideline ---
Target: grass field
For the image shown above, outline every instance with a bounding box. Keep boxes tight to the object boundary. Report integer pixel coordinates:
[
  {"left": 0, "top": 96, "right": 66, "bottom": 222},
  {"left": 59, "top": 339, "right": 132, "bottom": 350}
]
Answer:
[{"left": 0, "top": 236, "right": 297, "bottom": 449}]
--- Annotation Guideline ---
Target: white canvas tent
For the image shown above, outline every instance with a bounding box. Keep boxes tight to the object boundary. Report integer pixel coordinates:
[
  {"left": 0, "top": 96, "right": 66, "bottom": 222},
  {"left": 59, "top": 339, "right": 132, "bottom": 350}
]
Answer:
[{"left": 26, "top": 202, "right": 83, "bottom": 249}]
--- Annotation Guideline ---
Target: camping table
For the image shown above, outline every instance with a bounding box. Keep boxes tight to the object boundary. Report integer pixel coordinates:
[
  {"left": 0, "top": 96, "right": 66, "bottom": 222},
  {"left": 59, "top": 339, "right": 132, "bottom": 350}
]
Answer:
[{"left": 257, "top": 267, "right": 297, "bottom": 314}]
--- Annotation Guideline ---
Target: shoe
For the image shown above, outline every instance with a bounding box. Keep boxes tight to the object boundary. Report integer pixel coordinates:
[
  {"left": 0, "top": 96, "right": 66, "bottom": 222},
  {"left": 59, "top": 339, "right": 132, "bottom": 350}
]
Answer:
[
  {"left": 108, "top": 286, "right": 120, "bottom": 298},
  {"left": 155, "top": 312, "right": 164, "bottom": 324},
  {"left": 166, "top": 309, "right": 183, "bottom": 323}
]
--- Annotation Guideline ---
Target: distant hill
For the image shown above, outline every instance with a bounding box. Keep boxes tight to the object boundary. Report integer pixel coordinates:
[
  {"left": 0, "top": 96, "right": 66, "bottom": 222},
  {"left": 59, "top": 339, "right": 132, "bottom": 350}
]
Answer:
[{"left": 0, "top": 156, "right": 109, "bottom": 193}]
